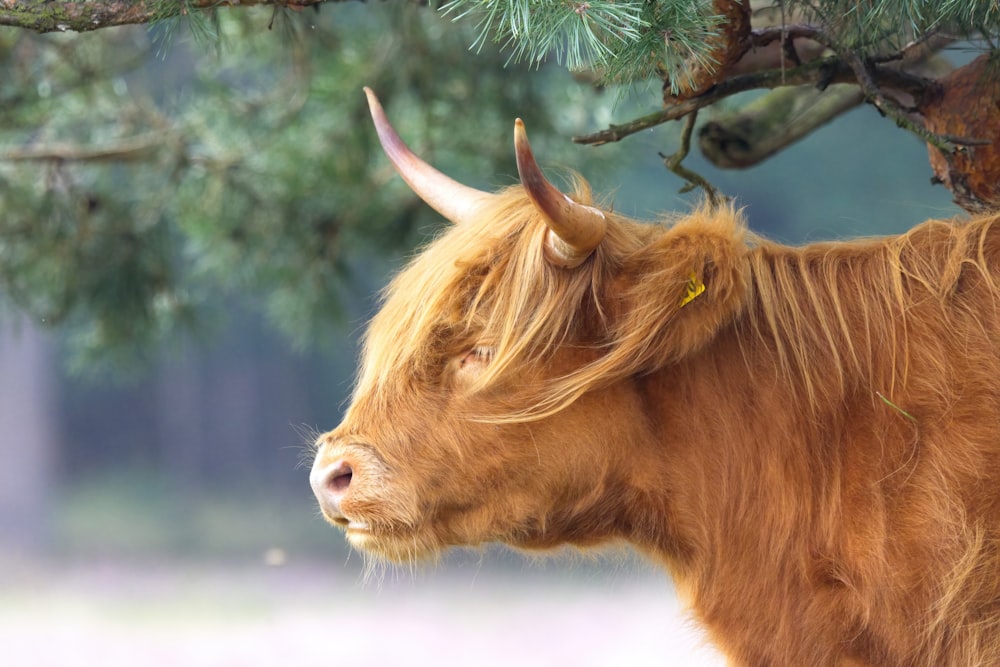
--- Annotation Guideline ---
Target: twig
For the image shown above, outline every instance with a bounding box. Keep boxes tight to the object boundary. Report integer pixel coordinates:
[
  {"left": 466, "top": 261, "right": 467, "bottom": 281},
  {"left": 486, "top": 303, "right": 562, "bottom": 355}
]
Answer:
[
  {"left": 870, "top": 31, "right": 954, "bottom": 64},
  {"left": 657, "top": 111, "right": 725, "bottom": 207},
  {"left": 749, "top": 24, "right": 826, "bottom": 49},
  {"left": 843, "top": 52, "right": 959, "bottom": 156},
  {"left": 0, "top": 132, "right": 171, "bottom": 162}
]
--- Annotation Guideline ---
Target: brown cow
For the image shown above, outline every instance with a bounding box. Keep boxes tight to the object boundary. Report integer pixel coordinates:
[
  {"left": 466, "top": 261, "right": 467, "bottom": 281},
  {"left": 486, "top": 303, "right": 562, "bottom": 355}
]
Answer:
[{"left": 310, "top": 88, "right": 1000, "bottom": 666}]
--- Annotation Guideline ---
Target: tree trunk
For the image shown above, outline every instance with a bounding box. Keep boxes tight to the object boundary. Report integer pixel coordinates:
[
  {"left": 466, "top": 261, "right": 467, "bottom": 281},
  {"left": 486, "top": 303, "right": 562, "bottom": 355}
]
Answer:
[
  {"left": 0, "top": 318, "right": 56, "bottom": 554},
  {"left": 920, "top": 54, "right": 1000, "bottom": 213}
]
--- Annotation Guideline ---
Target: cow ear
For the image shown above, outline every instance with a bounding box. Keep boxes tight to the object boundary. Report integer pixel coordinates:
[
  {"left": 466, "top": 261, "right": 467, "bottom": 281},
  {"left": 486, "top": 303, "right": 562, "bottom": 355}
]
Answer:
[
  {"left": 665, "top": 209, "right": 750, "bottom": 358},
  {"left": 615, "top": 206, "right": 750, "bottom": 368}
]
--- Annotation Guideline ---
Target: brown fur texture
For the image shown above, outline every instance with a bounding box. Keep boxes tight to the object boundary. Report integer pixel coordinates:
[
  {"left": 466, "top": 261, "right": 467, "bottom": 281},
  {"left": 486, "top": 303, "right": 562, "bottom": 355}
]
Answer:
[{"left": 313, "top": 180, "right": 1000, "bottom": 666}]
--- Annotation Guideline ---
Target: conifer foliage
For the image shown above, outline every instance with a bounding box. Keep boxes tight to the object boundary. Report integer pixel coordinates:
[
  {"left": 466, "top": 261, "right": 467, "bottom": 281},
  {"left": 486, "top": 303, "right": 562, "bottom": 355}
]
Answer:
[
  {"left": 444, "top": 1, "right": 1000, "bottom": 210},
  {"left": 4, "top": 0, "right": 1000, "bottom": 367},
  {"left": 0, "top": 4, "right": 603, "bottom": 371}
]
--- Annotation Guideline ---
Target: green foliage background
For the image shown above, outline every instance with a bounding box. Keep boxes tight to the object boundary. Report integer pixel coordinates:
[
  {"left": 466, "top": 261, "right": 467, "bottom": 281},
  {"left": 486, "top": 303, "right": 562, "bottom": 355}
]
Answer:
[
  {"left": 0, "top": 2, "right": 627, "bottom": 373},
  {"left": 0, "top": 0, "right": 963, "bottom": 376}
]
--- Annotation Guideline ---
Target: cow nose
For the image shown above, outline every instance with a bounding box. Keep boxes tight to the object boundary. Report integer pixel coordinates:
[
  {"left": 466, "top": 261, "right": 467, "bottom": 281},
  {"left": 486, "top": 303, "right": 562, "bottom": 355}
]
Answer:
[{"left": 310, "top": 458, "right": 354, "bottom": 525}]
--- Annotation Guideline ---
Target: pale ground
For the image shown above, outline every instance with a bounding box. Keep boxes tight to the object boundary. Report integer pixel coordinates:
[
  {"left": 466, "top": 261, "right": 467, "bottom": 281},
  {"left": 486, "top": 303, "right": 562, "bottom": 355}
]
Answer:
[{"left": 0, "top": 555, "right": 726, "bottom": 667}]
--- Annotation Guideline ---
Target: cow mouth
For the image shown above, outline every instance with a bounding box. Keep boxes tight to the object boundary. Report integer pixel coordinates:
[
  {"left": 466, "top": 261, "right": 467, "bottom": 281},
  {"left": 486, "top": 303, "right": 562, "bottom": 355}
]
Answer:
[
  {"left": 336, "top": 516, "right": 401, "bottom": 541},
  {"left": 327, "top": 513, "right": 371, "bottom": 532},
  {"left": 345, "top": 520, "right": 371, "bottom": 533},
  {"left": 339, "top": 520, "right": 440, "bottom": 562}
]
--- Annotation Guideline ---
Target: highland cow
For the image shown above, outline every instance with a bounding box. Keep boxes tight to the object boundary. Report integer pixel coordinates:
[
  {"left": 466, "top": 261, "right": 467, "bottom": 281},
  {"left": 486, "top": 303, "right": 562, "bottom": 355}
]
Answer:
[{"left": 311, "top": 88, "right": 1000, "bottom": 666}]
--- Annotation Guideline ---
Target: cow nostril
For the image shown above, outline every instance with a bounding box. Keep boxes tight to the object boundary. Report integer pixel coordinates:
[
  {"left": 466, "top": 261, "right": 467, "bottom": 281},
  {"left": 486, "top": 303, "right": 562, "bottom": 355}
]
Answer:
[
  {"left": 327, "top": 461, "right": 353, "bottom": 494},
  {"left": 310, "top": 456, "right": 358, "bottom": 524}
]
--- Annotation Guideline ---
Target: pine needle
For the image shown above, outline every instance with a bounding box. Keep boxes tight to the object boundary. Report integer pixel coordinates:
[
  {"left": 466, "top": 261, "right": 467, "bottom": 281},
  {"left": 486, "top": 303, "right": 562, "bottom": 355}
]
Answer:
[{"left": 876, "top": 391, "right": 917, "bottom": 422}]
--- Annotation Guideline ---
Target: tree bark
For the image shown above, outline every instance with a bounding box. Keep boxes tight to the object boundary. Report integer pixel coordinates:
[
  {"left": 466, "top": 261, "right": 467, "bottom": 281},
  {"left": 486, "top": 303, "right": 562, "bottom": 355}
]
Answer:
[{"left": 920, "top": 54, "right": 1000, "bottom": 213}]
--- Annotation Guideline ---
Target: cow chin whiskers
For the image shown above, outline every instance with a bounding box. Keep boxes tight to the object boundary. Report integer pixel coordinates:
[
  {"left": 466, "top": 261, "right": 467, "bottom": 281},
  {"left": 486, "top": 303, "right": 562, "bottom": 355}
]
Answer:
[
  {"left": 347, "top": 514, "right": 447, "bottom": 567},
  {"left": 357, "top": 541, "right": 440, "bottom": 587},
  {"left": 358, "top": 551, "right": 390, "bottom": 588}
]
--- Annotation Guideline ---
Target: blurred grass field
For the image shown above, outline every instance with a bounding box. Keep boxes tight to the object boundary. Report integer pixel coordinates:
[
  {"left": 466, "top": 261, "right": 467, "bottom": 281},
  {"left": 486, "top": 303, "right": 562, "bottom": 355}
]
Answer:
[
  {"left": 1, "top": 475, "right": 724, "bottom": 666},
  {"left": 1, "top": 559, "right": 725, "bottom": 667}
]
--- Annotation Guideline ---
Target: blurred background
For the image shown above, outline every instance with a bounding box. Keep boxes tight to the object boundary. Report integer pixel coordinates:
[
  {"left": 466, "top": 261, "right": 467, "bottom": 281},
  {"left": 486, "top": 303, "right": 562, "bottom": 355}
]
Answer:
[{"left": 0, "top": 2, "right": 959, "bottom": 665}]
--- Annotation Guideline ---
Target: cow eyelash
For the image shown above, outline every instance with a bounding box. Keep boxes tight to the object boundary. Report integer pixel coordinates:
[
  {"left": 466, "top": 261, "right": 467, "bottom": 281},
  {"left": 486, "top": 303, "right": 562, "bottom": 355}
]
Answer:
[{"left": 459, "top": 346, "right": 494, "bottom": 367}]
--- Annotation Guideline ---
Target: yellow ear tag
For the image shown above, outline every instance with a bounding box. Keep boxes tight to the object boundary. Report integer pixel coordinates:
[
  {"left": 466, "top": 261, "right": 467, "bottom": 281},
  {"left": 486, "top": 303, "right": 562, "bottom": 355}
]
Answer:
[{"left": 679, "top": 271, "right": 706, "bottom": 307}]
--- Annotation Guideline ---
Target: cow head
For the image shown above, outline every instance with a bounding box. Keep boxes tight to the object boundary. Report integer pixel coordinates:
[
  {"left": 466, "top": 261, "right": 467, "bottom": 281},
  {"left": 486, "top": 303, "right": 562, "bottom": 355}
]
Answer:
[{"left": 310, "top": 89, "right": 750, "bottom": 562}]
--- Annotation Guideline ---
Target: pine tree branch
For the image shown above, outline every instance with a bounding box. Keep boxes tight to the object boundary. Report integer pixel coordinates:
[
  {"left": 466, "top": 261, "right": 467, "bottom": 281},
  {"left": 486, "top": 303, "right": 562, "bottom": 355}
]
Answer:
[
  {"left": 573, "top": 52, "right": 972, "bottom": 149},
  {"left": 698, "top": 83, "right": 864, "bottom": 169},
  {"left": 842, "top": 52, "right": 969, "bottom": 156},
  {"left": 0, "top": 0, "right": 361, "bottom": 33},
  {"left": 695, "top": 35, "right": 957, "bottom": 170},
  {"left": 574, "top": 56, "right": 853, "bottom": 146},
  {"left": 0, "top": 132, "right": 173, "bottom": 162}
]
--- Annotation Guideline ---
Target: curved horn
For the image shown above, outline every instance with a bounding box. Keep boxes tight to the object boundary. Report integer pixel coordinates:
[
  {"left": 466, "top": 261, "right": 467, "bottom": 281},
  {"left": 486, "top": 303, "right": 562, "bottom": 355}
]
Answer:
[
  {"left": 514, "top": 118, "right": 607, "bottom": 268},
  {"left": 364, "top": 87, "right": 493, "bottom": 224}
]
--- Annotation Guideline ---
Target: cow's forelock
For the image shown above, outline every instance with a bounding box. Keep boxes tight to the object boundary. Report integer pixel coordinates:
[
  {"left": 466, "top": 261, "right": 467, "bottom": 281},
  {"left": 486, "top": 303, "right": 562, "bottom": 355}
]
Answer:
[{"left": 353, "top": 185, "right": 620, "bottom": 419}]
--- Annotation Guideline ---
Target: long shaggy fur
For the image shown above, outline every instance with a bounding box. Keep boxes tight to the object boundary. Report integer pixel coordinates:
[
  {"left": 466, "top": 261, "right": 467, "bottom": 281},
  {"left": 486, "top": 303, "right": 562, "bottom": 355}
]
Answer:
[{"left": 330, "top": 176, "right": 1000, "bottom": 666}]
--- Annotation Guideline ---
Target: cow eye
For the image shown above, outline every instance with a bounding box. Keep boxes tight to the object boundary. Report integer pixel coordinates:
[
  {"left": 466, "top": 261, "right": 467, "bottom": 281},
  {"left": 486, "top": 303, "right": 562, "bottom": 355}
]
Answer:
[{"left": 459, "top": 346, "right": 494, "bottom": 369}]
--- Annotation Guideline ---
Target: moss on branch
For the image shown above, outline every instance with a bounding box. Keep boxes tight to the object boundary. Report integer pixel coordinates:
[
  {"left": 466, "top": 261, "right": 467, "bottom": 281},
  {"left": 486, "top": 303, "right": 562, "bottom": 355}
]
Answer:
[{"left": 0, "top": 0, "right": 334, "bottom": 33}]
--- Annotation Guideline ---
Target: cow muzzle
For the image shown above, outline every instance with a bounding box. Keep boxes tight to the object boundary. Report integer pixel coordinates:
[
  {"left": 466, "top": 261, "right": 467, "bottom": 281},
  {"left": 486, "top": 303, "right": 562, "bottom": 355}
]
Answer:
[
  {"left": 310, "top": 433, "right": 392, "bottom": 535},
  {"left": 310, "top": 457, "right": 355, "bottom": 526}
]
